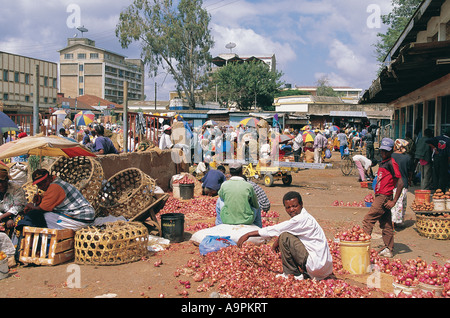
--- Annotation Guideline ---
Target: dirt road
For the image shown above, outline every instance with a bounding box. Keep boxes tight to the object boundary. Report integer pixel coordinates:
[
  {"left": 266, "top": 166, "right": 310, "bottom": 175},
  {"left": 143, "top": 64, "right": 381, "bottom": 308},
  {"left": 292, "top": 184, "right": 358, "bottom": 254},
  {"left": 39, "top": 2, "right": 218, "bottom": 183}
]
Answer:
[{"left": 0, "top": 154, "right": 448, "bottom": 299}]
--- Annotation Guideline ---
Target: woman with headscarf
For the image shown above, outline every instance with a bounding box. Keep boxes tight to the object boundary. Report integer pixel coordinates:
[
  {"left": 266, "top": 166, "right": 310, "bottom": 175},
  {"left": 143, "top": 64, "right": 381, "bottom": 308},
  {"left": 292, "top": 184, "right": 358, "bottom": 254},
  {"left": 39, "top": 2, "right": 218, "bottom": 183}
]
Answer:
[{"left": 391, "top": 139, "right": 411, "bottom": 228}]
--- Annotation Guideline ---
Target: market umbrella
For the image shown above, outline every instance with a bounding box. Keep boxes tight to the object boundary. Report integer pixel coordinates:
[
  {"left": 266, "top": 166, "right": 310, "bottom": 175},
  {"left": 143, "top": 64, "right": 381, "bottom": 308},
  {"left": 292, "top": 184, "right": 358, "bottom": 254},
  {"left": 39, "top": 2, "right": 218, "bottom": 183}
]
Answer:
[
  {"left": 0, "top": 134, "right": 96, "bottom": 160},
  {"left": 203, "top": 120, "right": 218, "bottom": 127},
  {"left": 302, "top": 131, "right": 316, "bottom": 143},
  {"left": 329, "top": 125, "right": 340, "bottom": 132},
  {"left": 301, "top": 125, "right": 312, "bottom": 131},
  {"left": 239, "top": 117, "right": 259, "bottom": 128},
  {"left": 278, "top": 134, "right": 293, "bottom": 143},
  {"left": 74, "top": 111, "right": 95, "bottom": 127},
  {"left": 0, "top": 111, "right": 19, "bottom": 134}
]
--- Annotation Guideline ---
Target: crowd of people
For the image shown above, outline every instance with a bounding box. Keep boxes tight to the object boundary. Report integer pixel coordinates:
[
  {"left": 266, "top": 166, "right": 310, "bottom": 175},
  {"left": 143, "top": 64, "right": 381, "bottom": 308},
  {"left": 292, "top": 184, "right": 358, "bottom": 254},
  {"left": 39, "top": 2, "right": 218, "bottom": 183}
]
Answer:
[{"left": 0, "top": 115, "right": 448, "bottom": 282}]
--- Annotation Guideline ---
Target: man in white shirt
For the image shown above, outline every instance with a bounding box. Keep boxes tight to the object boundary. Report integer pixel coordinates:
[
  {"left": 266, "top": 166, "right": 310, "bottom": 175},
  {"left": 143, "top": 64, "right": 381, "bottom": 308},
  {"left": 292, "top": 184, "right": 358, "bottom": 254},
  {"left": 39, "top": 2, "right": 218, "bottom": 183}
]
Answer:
[
  {"left": 237, "top": 191, "right": 333, "bottom": 280},
  {"left": 159, "top": 125, "right": 173, "bottom": 150},
  {"left": 313, "top": 130, "right": 328, "bottom": 164},
  {"left": 352, "top": 154, "right": 376, "bottom": 182},
  {"left": 291, "top": 130, "right": 303, "bottom": 162}
]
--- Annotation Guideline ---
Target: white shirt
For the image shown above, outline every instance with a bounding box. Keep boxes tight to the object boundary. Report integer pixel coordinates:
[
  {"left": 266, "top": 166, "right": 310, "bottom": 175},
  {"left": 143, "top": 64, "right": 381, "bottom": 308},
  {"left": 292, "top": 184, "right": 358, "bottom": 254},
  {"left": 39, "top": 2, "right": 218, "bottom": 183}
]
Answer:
[
  {"left": 352, "top": 155, "right": 372, "bottom": 170},
  {"left": 260, "top": 143, "right": 271, "bottom": 159},
  {"left": 258, "top": 208, "right": 333, "bottom": 280},
  {"left": 292, "top": 133, "right": 304, "bottom": 151},
  {"left": 159, "top": 133, "right": 173, "bottom": 150}
]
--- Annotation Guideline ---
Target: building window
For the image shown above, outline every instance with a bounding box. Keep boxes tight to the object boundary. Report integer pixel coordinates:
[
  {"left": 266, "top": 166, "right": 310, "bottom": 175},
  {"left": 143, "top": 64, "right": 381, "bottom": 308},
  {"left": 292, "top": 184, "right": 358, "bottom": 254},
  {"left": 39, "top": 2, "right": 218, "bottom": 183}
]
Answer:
[
  {"left": 90, "top": 53, "right": 99, "bottom": 59},
  {"left": 44, "top": 97, "right": 48, "bottom": 103},
  {"left": 79, "top": 64, "right": 84, "bottom": 72},
  {"left": 79, "top": 88, "right": 84, "bottom": 95},
  {"left": 25, "top": 95, "right": 30, "bottom": 102},
  {"left": 79, "top": 76, "right": 83, "bottom": 83},
  {"left": 25, "top": 73, "right": 30, "bottom": 84},
  {"left": 64, "top": 54, "right": 73, "bottom": 59},
  {"left": 3, "top": 93, "right": 8, "bottom": 100},
  {"left": 53, "top": 78, "right": 57, "bottom": 88},
  {"left": 14, "top": 72, "right": 19, "bottom": 83},
  {"left": 44, "top": 77, "right": 48, "bottom": 87},
  {"left": 77, "top": 53, "right": 86, "bottom": 59},
  {"left": 3, "top": 70, "right": 8, "bottom": 81}
]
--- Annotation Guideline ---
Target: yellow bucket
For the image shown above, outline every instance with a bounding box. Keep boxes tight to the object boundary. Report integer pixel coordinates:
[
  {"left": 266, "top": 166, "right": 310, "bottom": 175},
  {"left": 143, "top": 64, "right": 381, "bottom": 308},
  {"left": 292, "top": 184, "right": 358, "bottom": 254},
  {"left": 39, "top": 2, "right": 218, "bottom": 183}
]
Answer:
[{"left": 339, "top": 240, "right": 371, "bottom": 274}]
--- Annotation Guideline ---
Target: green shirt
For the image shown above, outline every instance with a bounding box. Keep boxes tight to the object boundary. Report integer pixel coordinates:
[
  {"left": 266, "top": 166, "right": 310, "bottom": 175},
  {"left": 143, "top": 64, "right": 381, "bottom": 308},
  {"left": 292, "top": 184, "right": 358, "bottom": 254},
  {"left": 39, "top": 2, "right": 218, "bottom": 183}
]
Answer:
[{"left": 218, "top": 176, "right": 259, "bottom": 225}]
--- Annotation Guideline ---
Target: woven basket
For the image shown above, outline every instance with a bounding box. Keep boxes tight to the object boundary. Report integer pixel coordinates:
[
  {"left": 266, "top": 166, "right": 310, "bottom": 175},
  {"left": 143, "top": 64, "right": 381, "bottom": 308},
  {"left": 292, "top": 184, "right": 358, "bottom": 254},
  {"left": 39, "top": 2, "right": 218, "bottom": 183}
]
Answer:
[
  {"left": 74, "top": 221, "right": 149, "bottom": 265},
  {"left": 22, "top": 182, "right": 44, "bottom": 203},
  {"left": 415, "top": 214, "right": 450, "bottom": 240},
  {"left": 98, "top": 168, "right": 157, "bottom": 219},
  {"left": 50, "top": 156, "right": 104, "bottom": 213}
]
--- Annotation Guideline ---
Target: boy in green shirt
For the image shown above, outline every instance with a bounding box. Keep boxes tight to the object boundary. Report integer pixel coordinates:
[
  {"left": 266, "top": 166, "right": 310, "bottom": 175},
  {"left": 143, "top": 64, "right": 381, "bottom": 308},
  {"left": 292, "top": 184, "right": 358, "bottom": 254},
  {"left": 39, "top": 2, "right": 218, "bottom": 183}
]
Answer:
[{"left": 215, "top": 163, "right": 260, "bottom": 226}]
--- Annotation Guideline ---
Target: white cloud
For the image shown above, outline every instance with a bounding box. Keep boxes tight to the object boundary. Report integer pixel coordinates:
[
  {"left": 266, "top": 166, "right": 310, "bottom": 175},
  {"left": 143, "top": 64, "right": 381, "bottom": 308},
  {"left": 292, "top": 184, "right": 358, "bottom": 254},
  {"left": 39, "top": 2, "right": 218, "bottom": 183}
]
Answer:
[{"left": 211, "top": 24, "right": 296, "bottom": 64}]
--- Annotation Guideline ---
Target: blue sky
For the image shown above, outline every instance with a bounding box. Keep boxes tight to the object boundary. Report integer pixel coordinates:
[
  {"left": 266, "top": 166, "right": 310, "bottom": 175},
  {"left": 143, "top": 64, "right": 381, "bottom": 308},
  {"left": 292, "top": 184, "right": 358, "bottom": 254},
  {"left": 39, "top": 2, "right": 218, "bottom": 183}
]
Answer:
[{"left": 0, "top": 0, "right": 393, "bottom": 100}]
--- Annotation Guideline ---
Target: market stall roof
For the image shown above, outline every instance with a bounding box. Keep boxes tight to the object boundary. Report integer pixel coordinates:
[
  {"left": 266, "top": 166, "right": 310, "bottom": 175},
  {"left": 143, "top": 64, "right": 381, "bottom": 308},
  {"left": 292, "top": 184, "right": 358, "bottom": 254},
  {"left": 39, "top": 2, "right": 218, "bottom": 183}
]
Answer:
[
  {"left": 360, "top": 0, "right": 449, "bottom": 104},
  {"left": 360, "top": 40, "right": 450, "bottom": 104}
]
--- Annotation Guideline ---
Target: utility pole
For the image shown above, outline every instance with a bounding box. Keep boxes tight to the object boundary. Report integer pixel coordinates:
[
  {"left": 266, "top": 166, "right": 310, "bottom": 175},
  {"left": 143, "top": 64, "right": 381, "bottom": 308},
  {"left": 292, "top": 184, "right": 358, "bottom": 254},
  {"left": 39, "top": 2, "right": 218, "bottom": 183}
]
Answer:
[
  {"left": 155, "top": 82, "right": 157, "bottom": 110},
  {"left": 123, "top": 81, "right": 128, "bottom": 153},
  {"left": 33, "top": 64, "right": 40, "bottom": 135}
]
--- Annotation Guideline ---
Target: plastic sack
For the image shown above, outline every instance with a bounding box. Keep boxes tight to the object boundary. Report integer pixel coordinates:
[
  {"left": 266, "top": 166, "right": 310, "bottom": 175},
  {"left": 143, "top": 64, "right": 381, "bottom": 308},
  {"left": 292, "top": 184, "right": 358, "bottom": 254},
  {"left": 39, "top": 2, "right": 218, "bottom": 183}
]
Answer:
[
  {"left": 199, "top": 235, "right": 236, "bottom": 256},
  {"left": 325, "top": 148, "right": 332, "bottom": 159},
  {"left": 190, "top": 224, "right": 267, "bottom": 246}
]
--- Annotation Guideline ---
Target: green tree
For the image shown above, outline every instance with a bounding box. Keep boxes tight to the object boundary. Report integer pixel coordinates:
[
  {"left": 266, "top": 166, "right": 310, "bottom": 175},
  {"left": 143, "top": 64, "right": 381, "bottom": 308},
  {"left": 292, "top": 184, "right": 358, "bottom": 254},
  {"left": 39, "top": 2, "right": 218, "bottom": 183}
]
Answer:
[
  {"left": 316, "top": 77, "right": 338, "bottom": 97},
  {"left": 374, "top": 0, "right": 422, "bottom": 65},
  {"left": 115, "top": 0, "right": 214, "bottom": 109},
  {"left": 210, "top": 61, "right": 284, "bottom": 111}
]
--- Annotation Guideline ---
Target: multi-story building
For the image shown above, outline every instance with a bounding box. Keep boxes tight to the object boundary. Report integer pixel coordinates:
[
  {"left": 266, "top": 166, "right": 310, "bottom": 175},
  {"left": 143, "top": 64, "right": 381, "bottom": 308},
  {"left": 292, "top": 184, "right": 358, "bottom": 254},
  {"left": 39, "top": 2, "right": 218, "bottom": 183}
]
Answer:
[
  {"left": 59, "top": 38, "right": 145, "bottom": 105},
  {"left": 0, "top": 51, "right": 58, "bottom": 113}
]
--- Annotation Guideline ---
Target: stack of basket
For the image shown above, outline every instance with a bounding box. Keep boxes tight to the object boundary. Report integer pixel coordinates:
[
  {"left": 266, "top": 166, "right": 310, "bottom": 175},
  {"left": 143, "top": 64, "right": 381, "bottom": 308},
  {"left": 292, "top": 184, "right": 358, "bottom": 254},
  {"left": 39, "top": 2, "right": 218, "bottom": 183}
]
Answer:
[
  {"left": 413, "top": 189, "right": 450, "bottom": 240},
  {"left": 50, "top": 156, "right": 104, "bottom": 213},
  {"left": 97, "top": 168, "right": 157, "bottom": 219}
]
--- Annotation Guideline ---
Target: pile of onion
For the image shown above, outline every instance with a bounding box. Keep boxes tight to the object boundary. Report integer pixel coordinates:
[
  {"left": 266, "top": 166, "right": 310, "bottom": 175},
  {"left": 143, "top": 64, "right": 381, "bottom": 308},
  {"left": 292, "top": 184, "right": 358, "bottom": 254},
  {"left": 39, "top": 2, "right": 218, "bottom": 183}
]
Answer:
[{"left": 334, "top": 225, "right": 371, "bottom": 242}]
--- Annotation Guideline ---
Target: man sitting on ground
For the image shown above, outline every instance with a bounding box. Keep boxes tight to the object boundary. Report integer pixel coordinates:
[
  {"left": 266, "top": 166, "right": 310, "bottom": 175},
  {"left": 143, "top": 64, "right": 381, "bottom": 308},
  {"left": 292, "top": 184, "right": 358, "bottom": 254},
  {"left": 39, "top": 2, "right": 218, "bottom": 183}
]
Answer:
[
  {"left": 201, "top": 165, "right": 226, "bottom": 197},
  {"left": 237, "top": 191, "right": 333, "bottom": 280},
  {"left": 215, "top": 163, "right": 260, "bottom": 227}
]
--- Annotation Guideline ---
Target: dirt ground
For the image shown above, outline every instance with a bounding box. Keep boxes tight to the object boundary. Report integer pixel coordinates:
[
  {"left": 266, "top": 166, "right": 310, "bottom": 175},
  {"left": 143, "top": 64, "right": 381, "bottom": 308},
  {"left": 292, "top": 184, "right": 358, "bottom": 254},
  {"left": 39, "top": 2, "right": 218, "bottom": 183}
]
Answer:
[{"left": 0, "top": 153, "right": 449, "bottom": 300}]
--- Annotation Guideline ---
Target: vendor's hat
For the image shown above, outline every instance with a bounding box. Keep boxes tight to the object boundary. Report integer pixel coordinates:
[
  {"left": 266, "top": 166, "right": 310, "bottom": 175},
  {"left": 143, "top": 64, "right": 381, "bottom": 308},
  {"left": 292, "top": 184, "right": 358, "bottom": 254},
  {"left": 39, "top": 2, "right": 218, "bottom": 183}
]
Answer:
[
  {"left": 380, "top": 138, "right": 395, "bottom": 151},
  {"left": 163, "top": 125, "right": 171, "bottom": 131},
  {"left": 229, "top": 162, "right": 243, "bottom": 174},
  {"left": 32, "top": 169, "right": 50, "bottom": 185},
  {"left": 0, "top": 168, "right": 9, "bottom": 181}
]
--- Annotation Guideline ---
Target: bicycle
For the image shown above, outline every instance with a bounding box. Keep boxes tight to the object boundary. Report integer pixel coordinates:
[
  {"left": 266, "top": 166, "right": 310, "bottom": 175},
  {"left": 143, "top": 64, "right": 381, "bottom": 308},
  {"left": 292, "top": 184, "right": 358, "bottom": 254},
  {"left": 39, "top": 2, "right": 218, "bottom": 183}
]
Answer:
[{"left": 340, "top": 148, "right": 362, "bottom": 176}]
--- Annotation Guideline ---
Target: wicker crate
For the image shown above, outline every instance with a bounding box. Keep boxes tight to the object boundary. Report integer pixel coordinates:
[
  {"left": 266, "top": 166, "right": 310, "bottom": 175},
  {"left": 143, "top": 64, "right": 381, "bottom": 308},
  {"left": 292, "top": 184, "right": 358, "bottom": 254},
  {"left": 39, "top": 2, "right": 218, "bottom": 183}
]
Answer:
[
  {"left": 97, "top": 168, "right": 157, "bottom": 219},
  {"left": 74, "top": 221, "right": 148, "bottom": 266},
  {"left": 50, "top": 156, "right": 104, "bottom": 214},
  {"left": 415, "top": 214, "right": 450, "bottom": 240},
  {"left": 19, "top": 227, "right": 75, "bottom": 265}
]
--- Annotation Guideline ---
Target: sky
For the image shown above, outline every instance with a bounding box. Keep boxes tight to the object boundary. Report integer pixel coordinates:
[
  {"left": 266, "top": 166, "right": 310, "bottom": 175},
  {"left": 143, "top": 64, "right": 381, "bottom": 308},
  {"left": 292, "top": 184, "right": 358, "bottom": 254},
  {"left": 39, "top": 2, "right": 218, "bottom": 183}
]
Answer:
[{"left": 0, "top": 0, "right": 394, "bottom": 101}]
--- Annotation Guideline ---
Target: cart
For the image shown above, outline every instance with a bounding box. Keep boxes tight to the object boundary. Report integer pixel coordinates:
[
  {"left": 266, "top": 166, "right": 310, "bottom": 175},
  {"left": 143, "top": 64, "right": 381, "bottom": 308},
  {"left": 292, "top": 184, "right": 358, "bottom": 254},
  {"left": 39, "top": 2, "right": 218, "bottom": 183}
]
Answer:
[
  {"left": 243, "top": 160, "right": 333, "bottom": 187},
  {"left": 129, "top": 193, "right": 169, "bottom": 236}
]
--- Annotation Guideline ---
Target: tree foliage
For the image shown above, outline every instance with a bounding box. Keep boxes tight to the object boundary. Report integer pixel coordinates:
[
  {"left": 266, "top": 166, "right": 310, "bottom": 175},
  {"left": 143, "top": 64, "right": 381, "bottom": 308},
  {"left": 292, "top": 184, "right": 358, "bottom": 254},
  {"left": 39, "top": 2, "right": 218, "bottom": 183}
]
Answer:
[
  {"left": 209, "top": 61, "right": 284, "bottom": 111},
  {"left": 316, "top": 76, "right": 338, "bottom": 97},
  {"left": 374, "top": 0, "right": 422, "bottom": 65},
  {"left": 115, "top": 0, "right": 214, "bottom": 108}
]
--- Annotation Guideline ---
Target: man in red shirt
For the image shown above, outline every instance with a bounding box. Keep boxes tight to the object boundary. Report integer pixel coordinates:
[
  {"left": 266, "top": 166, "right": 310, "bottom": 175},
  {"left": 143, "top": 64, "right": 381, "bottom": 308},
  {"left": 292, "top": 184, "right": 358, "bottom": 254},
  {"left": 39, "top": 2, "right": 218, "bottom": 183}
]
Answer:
[{"left": 363, "top": 138, "right": 404, "bottom": 258}]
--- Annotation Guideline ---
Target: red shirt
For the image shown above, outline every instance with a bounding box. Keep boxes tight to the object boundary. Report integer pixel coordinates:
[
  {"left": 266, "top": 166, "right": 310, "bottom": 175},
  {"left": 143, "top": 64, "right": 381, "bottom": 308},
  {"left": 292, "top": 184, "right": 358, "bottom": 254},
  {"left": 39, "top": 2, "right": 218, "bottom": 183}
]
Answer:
[{"left": 375, "top": 157, "right": 401, "bottom": 196}]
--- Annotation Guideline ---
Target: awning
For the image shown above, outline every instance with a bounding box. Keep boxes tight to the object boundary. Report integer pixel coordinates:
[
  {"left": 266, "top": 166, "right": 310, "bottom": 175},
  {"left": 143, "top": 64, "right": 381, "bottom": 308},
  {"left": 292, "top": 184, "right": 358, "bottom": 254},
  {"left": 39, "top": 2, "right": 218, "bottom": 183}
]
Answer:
[{"left": 361, "top": 40, "right": 450, "bottom": 104}]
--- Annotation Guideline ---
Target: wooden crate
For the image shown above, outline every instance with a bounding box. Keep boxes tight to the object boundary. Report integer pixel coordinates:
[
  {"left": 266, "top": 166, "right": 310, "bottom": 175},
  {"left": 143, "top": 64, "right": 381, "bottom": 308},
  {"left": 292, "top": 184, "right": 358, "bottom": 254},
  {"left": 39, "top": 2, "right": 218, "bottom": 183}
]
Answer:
[{"left": 19, "top": 227, "right": 75, "bottom": 265}]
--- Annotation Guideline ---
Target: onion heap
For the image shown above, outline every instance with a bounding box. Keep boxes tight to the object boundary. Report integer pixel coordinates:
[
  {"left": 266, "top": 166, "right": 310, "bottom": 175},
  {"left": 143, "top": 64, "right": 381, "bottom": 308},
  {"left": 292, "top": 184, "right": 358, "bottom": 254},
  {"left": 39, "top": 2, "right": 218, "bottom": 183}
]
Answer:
[
  {"left": 370, "top": 250, "right": 450, "bottom": 298},
  {"left": 334, "top": 225, "right": 371, "bottom": 242},
  {"left": 176, "top": 243, "right": 372, "bottom": 298},
  {"left": 159, "top": 196, "right": 218, "bottom": 220}
]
